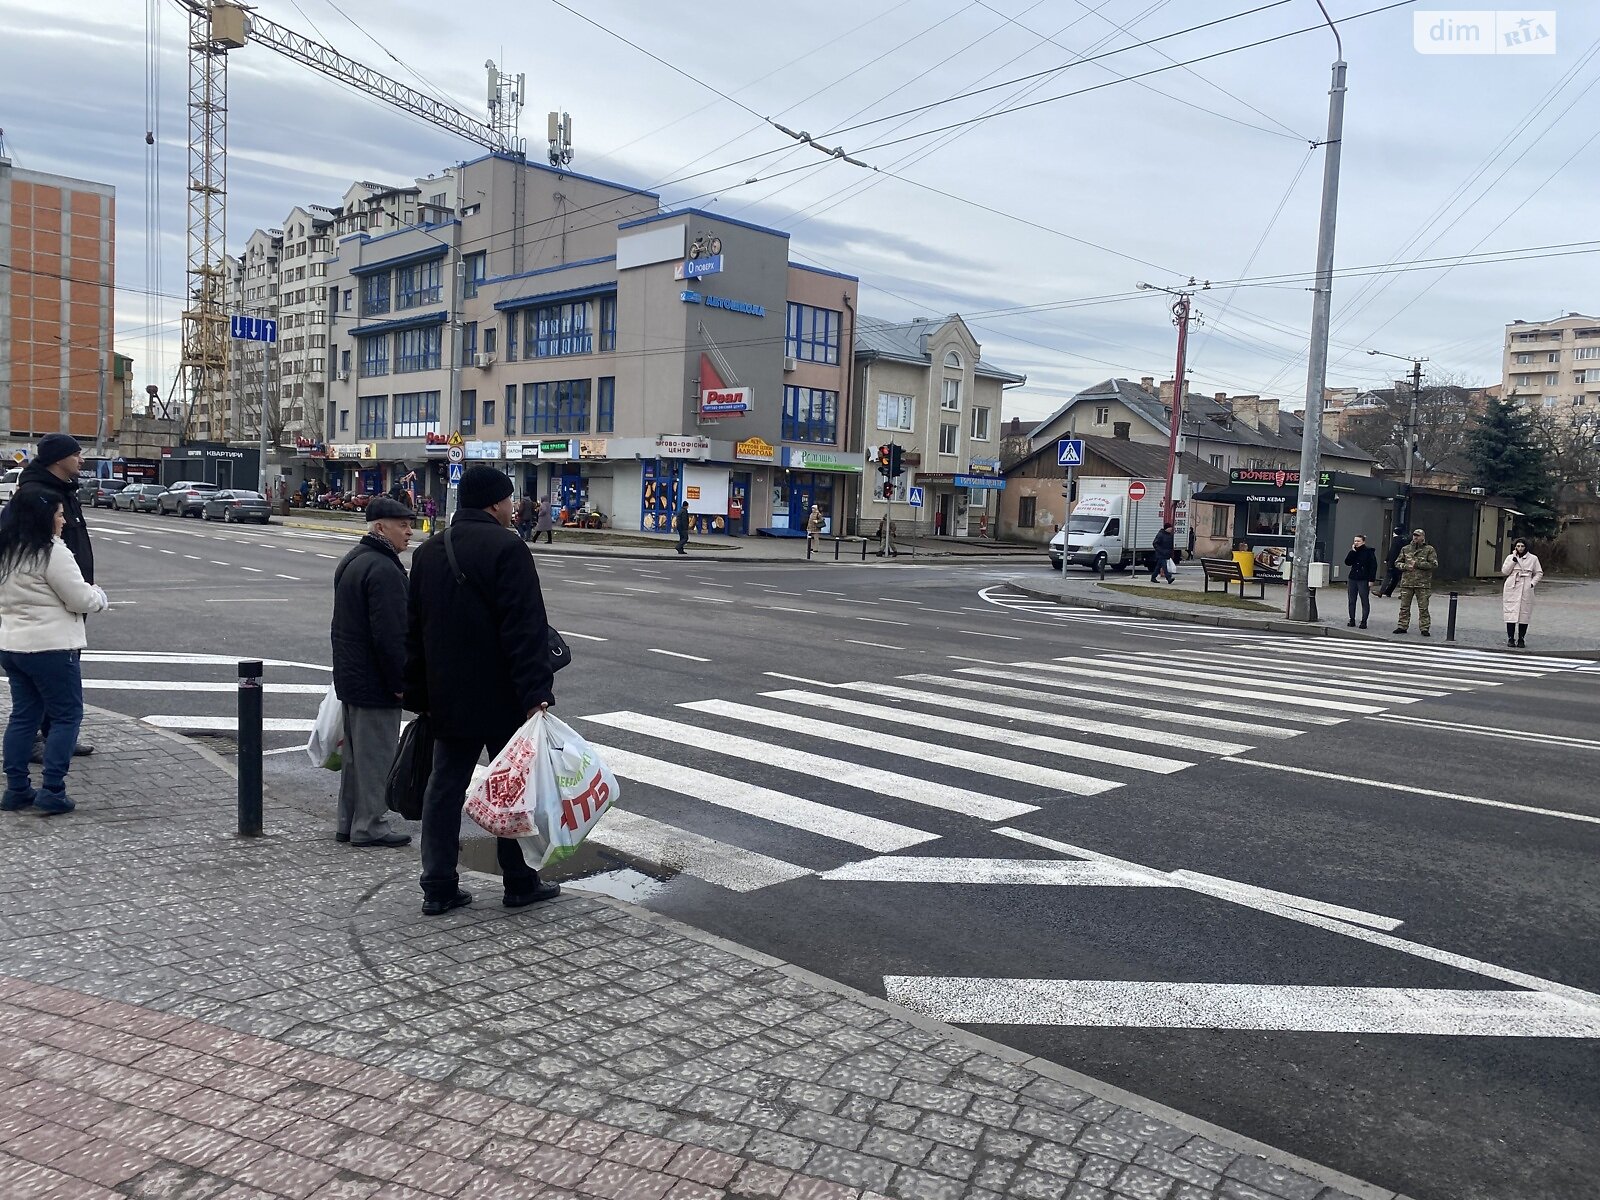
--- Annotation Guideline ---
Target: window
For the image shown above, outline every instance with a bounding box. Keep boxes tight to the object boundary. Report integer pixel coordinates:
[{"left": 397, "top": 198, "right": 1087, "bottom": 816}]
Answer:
[
  {"left": 357, "top": 395, "right": 387, "bottom": 439},
  {"left": 1542, "top": 395, "right": 1559, "bottom": 407},
  {"left": 1018, "top": 496, "right": 1036, "bottom": 528},
  {"left": 338, "top": 409, "right": 348, "bottom": 431},
  {"left": 597, "top": 377, "right": 616, "bottom": 433},
  {"left": 1209, "top": 453, "right": 1224, "bottom": 468},
  {"left": 941, "top": 378, "right": 961, "bottom": 411},
  {"left": 1547, "top": 329, "right": 1565, "bottom": 340},
  {"left": 461, "top": 321, "right": 478, "bottom": 366},
  {"left": 1585, "top": 368, "right": 1600, "bottom": 384},
  {"left": 359, "top": 274, "right": 389, "bottom": 317},
  {"left": 394, "top": 325, "right": 442, "bottom": 373},
  {"left": 1514, "top": 353, "right": 1533, "bottom": 365},
  {"left": 970, "top": 406, "right": 991, "bottom": 441},
  {"left": 1575, "top": 346, "right": 1600, "bottom": 360},
  {"left": 1548, "top": 351, "right": 1562, "bottom": 363},
  {"left": 599, "top": 295, "right": 617, "bottom": 352},
  {"left": 945, "top": 350, "right": 962, "bottom": 368},
  {"left": 505, "top": 314, "right": 518, "bottom": 362},
  {"left": 359, "top": 337, "right": 388, "bottom": 378},
  {"left": 460, "top": 389, "right": 476, "bottom": 435},
  {"left": 521, "top": 379, "right": 590, "bottom": 434},
  {"left": 391, "top": 390, "right": 439, "bottom": 438},
  {"left": 1546, "top": 373, "right": 1560, "bottom": 386},
  {"left": 503, "top": 385, "right": 517, "bottom": 433},
  {"left": 1094, "top": 405, "right": 1110, "bottom": 425},
  {"left": 782, "top": 386, "right": 838, "bottom": 444},
  {"left": 938, "top": 422, "right": 958, "bottom": 455},
  {"left": 877, "top": 392, "right": 914, "bottom": 432},
  {"left": 463, "top": 252, "right": 487, "bottom": 299},
  {"left": 784, "top": 303, "right": 841, "bottom": 364},
  {"left": 1210, "top": 506, "right": 1231, "bottom": 537},
  {"left": 339, "top": 348, "right": 351, "bottom": 377},
  {"left": 483, "top": 327, "right": 498, "bottom": 356},
  {"left": 525, "top": 301, "right": 592, "bottom": 358},
  {"left": 396, "top": 259, "right": 442, "bottom": 309},
  {"left": 1246, "top": 499, "right": 1294, "bottom": 537},
  {"left": 482, "top": 397, "right": 497, "bottom": 428}
]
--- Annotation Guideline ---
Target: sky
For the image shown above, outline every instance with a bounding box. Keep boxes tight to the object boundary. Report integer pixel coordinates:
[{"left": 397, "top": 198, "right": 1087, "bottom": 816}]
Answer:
[{"left": 2, "top": 0, "right": 1597, "bottom": 425}]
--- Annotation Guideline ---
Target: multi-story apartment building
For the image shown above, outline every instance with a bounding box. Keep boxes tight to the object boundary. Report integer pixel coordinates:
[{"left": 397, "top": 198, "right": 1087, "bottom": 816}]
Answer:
[
  {"left": 0, "top": 156, "right": 116, "bottom": 449},
  {"left": 218, "top": 227, "right": 282, "bottom": 445},
  {"left": 1502, "top": 312, "right": 1600, "bottom": 425},
  {"left": 323, "top": 152, "right": 859, "bottom": 534},
  {"left": 273, "top": 206, "right": 335, "bottom": 444},
  {"left": 854, "top": 315, "right": 1025, "bottom": 537}
]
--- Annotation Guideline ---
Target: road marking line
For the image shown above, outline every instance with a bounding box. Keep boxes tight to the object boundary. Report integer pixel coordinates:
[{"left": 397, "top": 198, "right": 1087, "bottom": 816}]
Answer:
[
  {"left": 647, "top": 648, "right": 710, "bottom": 663},
  {"left": 275, "top": 574, "right": 300, "bottom": 580},
  {"left": 760, "top": 605, "right": 818, "bottom": 615},
  {"left": 1069, "top": 654, "right": 1435, "bottom": 702},
  {"left": 877, "top": 598, "right": 922, "bottom": 605},
  {"left": 687, "top": 699, "right": 1119, "bottom": 796},
  {"left": 1236, "top": 645, "right": 1533, "bottom": 685},
  {"left": 143, "top": 716, "right": 316, "bottom": 733},
  {"left": 881, "top": 980, "right": 1600, "bottom": 1037},
  {"left": 1022, "top": 660, "right": 1383, "bottom": 715},
  {"left": 158, "top": 549, "right": 175, "bottom": 555},
  {"left": 209, "top": 561, "right": 229, "bottom": 567},
  {"left": 846, "top": 640, "right": 905, "bottom": 651},
  {"left": 588, "top": 809, "right": 810, "bottom": 892},
  {"left": 582, "top": 711, "right": 1034, "bottom": 820},
  {"left": 240, "top": 566, "right": 263, "bottom": 573},
  {"left": 946, "top": 655, "right": 1008, "bottom": 666},
  {"left": 204, "top": 598, "right": 288, "bottom": 604},
  {"left": 85, "top": 680, "right": 328, "bottom": 695},
  {"left": 624, "top": 587, "right": 660, "bottom": 594},
  {"left": 958, "top": 630, "right": 1023, "bottom": 640},
  {"left": 1226, "top": 759, "right": 1600, "bottom": 825},
  {"left": 563, "top": 631, "right": 608, "bottom": 642},
  {"left": 1126, "top": 649, "right": 1480, "bottom": 693},
  {"left": 807, "top": 590, "right": 846, "bottom": 596},
  {"left": 83, "top": 651, "right": 330, "bottom": 670},
  {"left": 965, "top": 666, "right": 1346, "bottom": 725},
  {"left": 584, "top": 741, "right": 936, "bottom": 852},
  {"left": 822, "top": 858, "right": 1151, "bottom": 886},
  {"left": 762, "top": 689, "right": 1196, "bottom": 775},
  {"left": 762, "top": 672, "right": 845, "bottom": 688},
  {"left": 184, "top": 555, "right": 201, "bottom": 560},
  {"left": 316, "top": 553, "right": 336, "bottom": 559},
  {"left": 690, "top": 596, "right": 735, "bottom": 604},
  {"left": 1368, "top": 712, "right": 1600, "bottom": 749},
  {"left": 285, "top": 548, "right": 307, "bottom": 554},
  {"left": 854, "top": 616, "right": 909, "bottom": 626},
  {"left": 1265, "top": 641, "right": 1572, "bottom": 676}
]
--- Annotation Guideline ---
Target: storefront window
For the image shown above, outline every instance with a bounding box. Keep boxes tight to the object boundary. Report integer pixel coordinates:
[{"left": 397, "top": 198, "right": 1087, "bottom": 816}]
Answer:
[{"left": 1246, "top": 499, "right": 1297, "bottom": 537}]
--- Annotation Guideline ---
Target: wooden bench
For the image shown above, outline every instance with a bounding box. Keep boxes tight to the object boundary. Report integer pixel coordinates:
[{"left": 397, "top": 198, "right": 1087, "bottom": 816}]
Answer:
[{"left": 1201, "top": 557, "right": 1266, "bottom": 599}]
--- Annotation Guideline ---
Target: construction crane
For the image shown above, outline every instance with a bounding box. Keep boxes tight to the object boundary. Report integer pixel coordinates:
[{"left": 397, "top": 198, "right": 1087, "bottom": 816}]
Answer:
[{"left": 171, "top": 0, "right": 525, "bottom": 439}]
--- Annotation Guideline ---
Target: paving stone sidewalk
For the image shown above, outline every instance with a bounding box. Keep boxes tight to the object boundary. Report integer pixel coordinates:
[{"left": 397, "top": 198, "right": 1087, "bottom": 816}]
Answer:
[{"left": 0, "top": 706, "right": 1396, "bottom": 1200}]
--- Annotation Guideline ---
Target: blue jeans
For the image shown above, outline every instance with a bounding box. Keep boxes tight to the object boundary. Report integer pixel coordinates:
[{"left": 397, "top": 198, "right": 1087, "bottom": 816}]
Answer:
[{"left": 1, "top": 649, "right": 84, "bottom": 800}]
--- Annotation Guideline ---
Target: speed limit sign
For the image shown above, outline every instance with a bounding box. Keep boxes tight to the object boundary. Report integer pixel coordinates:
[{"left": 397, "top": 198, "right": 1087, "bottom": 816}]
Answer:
[{"left": 446, "top": 445, "right": 464, "bottom": 465}]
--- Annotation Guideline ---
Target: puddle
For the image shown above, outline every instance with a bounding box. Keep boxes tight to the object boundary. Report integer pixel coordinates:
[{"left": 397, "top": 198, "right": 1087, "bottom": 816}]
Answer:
[{"left": 460, "top": 834, "right": 681, "bottom": 903}]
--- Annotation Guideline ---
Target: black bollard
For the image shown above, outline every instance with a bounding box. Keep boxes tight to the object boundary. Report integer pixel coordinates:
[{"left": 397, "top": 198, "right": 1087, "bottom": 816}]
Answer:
[
  {"left": 1447, "top": 591, "right": 1458, "bottom": 642},
  {"left": 237, "top": 659, "right": 264, "bottom": 837}
]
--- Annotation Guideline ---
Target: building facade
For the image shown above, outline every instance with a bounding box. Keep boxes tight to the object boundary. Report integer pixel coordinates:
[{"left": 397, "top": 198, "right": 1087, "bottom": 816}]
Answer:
[
  {"left": 1502, "top": 312, "right": 1600, "bottom": 426},
  {"left": 0, "top": 157, "right": 116, "bottom": 449}
]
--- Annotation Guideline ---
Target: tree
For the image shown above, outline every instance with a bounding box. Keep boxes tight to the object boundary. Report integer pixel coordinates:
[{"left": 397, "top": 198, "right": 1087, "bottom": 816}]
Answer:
[
  {"left": 1525, "top": 405, "right": 1600, "bottom": 509},
  {"left": 1465, "top": 397, "right": 1559, "bottom": 535},
  {"left": 1342, "top": 371, "right": 1483, "bottom": 474}
]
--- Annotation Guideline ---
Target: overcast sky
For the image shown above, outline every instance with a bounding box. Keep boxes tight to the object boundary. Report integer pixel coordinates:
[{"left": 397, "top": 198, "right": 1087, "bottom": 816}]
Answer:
[{"left": 3, "top": 0, "right": 1596, "bottom": 423}]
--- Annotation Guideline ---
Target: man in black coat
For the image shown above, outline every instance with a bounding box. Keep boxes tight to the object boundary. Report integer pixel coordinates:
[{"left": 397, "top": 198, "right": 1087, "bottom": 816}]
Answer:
[
  {"left": 403, "top": 465, "right": 557, "bottom": 916},
  {"left": 1343, "top": 533, "right": 1379, "bottom": 629},
  {"left": 1149, "top": 521, "right": 1176, "bottom": 583},
  {"left": 330, "top": 496, "right": 415, "bottom": 848}
]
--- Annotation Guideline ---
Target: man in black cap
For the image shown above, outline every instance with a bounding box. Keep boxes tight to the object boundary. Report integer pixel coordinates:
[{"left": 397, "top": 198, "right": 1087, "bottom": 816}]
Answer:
[
  {"left": 404, "top": 464, "right": 558, "bottom": 916},
  {"left": 3, "top": 434, "right": 96, "bottom": 759},
  {"left": 330, "top": 495, "right": 415, "bottom": 848}
]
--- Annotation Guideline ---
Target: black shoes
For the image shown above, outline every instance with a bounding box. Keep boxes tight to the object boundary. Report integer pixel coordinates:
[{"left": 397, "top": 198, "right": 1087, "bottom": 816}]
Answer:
[
  {"left": 1517, "top": 639, "right": 1527, "bottom": 648},
  {"left": 1508, "top": 637, "right": 1517, "bottom": 647},
  {"left": 29, "top": 742, "right": 94, "bottom": 765},
  {"left": 1359, "top": 622, "right": 1367, "bottom": 629},
  {"left": 335, "top": 831, "right": 350, "bottom": 843},
  {"left": 1420, "top": 630, "right": 1430, "bottom": 637},
  {"left": 422, "top": 889, "right": 472, "bottom": 916},
  {"left": 1392, "top": 627, "right": 1407, "bottom": 635},
  {"left": 73, "top": 743, "right": 94, "bottom": 758},
  {"left": 1347, "top": 619, "right": 1356, "bottom": 627},
  {"left": 503, "top": 881, "right": 561, "bottom": 908},
  {"left": 351, "top": 832, "right": 412, "bottom": 848}
]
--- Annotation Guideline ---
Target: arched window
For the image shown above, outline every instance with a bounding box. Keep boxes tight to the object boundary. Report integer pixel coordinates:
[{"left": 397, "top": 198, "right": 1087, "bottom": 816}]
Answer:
[{"left": 944, "top": 350, "right": 963, "bottom": 368}]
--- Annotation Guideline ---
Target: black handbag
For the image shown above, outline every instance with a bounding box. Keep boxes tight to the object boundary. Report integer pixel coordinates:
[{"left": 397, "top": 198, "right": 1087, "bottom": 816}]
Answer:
[
  {"left": 443, "top": 527, "right": 572, "bottom": 674},
  {"left": 386, "top": 714, "right": 433, "bottom": 820}
]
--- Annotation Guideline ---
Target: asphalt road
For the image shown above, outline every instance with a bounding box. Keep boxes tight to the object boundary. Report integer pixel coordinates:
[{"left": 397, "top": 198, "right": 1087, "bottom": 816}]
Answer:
[{"left": 82, "top": 508, "right": 1600, "bottom": 1200}]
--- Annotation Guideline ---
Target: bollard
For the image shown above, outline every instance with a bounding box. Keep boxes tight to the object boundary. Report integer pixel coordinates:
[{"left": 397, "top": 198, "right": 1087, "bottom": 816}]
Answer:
[
  {"left": 1447, "top": 591, "right": 1458, "bottom": 642},
  {"left": 237, "top": 659, "right": 264, "bottom": 837},
  {"left": 1098, "top": 555, "right": 1106, "bottom": 581}
]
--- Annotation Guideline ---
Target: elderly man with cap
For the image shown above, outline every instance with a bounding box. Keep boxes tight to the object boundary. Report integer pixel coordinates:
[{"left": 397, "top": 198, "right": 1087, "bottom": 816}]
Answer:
[
  {"left": 404, "top": 464, "right": 558, "bottom": 915},
  {"left": 330, "top": 494, "right": 415, "bottom": 847},
  {"left": 3, "top": 434, "right": 96, "bottom": 759}
]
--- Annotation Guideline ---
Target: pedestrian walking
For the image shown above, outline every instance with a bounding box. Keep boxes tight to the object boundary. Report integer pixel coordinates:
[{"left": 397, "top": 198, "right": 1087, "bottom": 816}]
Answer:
[
  {"left": 0, "top": 492, "right": 109, "bottom": 815},
  {"left": 1149, "top": 522, "right": 1176, "bottom": 583},
  {"left": 1391, "top": 528, "right": 1439, "bottom": 636},
  {"left": 404, "top": 464, "right": 558, "bottom": 916},
  {"left": 674, "top": 501, "right": 691, "bottom": 555},
  {"left": 1378, "top": 529, "right": 1406, "bottom": 597},
  {"left": 515, "top": 494, "right": 534, "bottom": 541},
  {"left": 534, "top": 496, "right": 555, "bottom": 545},
  {"left": 1501, "top": 538, "right": 1543, "bottom": 648},
  {"left": 805, "top": 504, "right": 823, "bottom": 554},
  {"left": 2, "top": 434, "right": 96, "bottom": 761},
  {"left": 1344, "top": 533, "right": 1378, "bottom": 629},
  {"left": 330, "top": 495, "right": 415, "bottom": 848}
]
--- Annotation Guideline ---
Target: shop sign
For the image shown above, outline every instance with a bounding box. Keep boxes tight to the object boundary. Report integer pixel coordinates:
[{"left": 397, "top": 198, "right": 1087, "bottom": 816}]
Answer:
[
  {"left": 967, "top": 457, "right": 1001, "bottom": 475},
  {"left": 505, "top": 441, "right": 524, "bottom": 459},
  {"left": 465, "top": 440, "right": 502, "bottom": 460},
  {"left": 539, "top": 439, "right": 575, "bottom": 460},
  {"left": 674, "top": 254, "right": 723, "bottom": 280},
  {"left": 953, "top": 474, "right": 1006, "bottom": 490},
  {"left": 735, "top": 436, "right": 775, "bottom": 463},
  {"left": 579, "top": 438, "right": 608, "bottom": 460},
  {"left": 330, "top": 442, "right": 376, "bottom": 461},
  {"left": 700, "top": 385, "right": 751, "bottom": 416},
  {"left": 1228, "top": 468, "right": 1334, "bottom": 488},
  {"left": 655, "top": 435, "right": 710, "bottom": 459},
  {"left": 293, "top": 437, "right": 325, "bottom": 458},
  {"left": 679, "top": 291, "right": 766, "bottom": 318},
  {"left": 783, "top": 447, "right": 863, "bottom": 473},
  {"left": 424, "top": 431, "right": 452, "bottom": 457}
]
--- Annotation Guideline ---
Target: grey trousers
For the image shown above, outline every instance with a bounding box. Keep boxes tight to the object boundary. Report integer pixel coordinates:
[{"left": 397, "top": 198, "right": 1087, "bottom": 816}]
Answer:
[{"left": 337, "top": 703, "right": 402, "bottom": 842}]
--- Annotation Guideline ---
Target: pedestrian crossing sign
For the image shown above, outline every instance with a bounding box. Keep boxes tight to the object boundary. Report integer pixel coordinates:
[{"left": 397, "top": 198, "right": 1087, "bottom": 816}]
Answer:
[
  {"left": 907, "top": 486, "right": 925, "bottom": 507},
  {"left": 1057, "top": 439, "right": 1085, "bottom": 467},
  {"left": 448, "top": 463, "right": 463, "bottom": 485}
]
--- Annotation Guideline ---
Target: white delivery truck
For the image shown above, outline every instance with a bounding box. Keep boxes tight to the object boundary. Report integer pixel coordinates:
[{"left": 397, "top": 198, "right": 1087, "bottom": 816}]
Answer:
[{"left": 1048, "top": 477, "right": 1188, "bottom": 572}]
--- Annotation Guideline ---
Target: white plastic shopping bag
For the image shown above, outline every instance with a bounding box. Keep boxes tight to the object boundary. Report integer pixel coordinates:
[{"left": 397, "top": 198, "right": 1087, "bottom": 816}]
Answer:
[
  {"left": 305, "top": 684, "right": 344, "bottom": 770},
  {"left": 465, "top": 711, "right": 620, "bottom": 869}
]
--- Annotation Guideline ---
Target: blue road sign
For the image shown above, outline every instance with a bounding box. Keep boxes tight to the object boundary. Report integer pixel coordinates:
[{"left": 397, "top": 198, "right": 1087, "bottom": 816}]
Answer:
[
  {"left": 907, "top": 486, "right": 925, "bottom": 507},
  {"left": 1057, "top": 438, "right": 1084, "bottom": 467},
  {"left": 448, "top": 462, "right": 463, "bottom": 485},
  {"left": 229, "top": 315, "right": 278, "bottom": 343}
]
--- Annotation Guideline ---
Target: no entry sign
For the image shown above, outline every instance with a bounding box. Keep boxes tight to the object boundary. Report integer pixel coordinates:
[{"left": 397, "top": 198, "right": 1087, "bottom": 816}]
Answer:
[{"left": 1128, "top": 481, "right": 1147, "bottom": 500}]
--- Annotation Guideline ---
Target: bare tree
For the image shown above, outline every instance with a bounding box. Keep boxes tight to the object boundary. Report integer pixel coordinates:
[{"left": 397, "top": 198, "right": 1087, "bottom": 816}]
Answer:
[
  {"left": 1341, "top": 370, "right": 1487, "bottom": 472},
  {"left": 1525, "top": 405, "right": 1600, "bottom": 507}
]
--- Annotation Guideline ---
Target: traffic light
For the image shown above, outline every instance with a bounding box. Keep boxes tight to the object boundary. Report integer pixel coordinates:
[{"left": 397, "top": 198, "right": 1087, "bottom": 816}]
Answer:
[
  {"left": 882, "top": 480, "right": 894, "bottom": 500},
  {"left": 888, "top": 443, "right": 905, "bottom": 478},
  {"left": 876, "top": 444, "right": 892, "bottom": 475}
]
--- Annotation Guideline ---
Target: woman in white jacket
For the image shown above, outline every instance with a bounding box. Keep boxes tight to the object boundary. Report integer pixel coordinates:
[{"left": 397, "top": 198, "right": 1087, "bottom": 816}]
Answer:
[
  {"left": 1501, "top": 538, "right": 1544, "bottom": 649},
  {"left": 0, "top": 491, "right": 109, "bottom": 814}
]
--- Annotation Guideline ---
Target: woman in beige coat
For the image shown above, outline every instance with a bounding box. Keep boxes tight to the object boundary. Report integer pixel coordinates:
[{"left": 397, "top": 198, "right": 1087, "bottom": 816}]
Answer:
[{"left": 1501, "top": 538, "right": 1543, "bottom": 648}]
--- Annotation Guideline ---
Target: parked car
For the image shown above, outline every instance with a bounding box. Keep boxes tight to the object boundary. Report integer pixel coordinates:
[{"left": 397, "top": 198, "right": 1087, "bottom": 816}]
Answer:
[
  {"left": 0, "top": 467, "right": 22, "bottom": 503},
  {"left": 201, "top": 489, "right": 272, "bottom": 524},
  {"left": 158, "top": 481, "right": 219, "bottom": 517},
  {"left": 88, "top": 480, "right": 129, "bottom": 509},
  {"left": 114, "top": 483, "right": 168, "bottom": 513}
]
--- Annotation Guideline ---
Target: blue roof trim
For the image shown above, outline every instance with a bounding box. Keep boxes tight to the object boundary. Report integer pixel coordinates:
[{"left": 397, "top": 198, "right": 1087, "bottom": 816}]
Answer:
[
  {"left": 494, "top": 283, "right": 617, "bottom": 312},
  {"left": 789, "top": 262, "right": 859, "bottom": 283},
  {"left": 457, "top": 151, "right": 661, "bottom": 200},
  {"left": 483, "top": 255, "right": 617, "bottom": 287},
  {"left": 617, "top": 207, "right": 790, "bottom": 240},
  {"left": 349, "top": 310, "right": 449, "bottom": 338},
  {"left": 351, "top": 242, "right": 450, "bottom": 277}
]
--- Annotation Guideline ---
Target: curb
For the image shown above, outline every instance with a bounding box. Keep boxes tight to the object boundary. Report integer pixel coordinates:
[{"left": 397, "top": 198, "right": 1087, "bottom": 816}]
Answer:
[{"left": 1007, "top": 582, "right": 1331, "bottom": 637}]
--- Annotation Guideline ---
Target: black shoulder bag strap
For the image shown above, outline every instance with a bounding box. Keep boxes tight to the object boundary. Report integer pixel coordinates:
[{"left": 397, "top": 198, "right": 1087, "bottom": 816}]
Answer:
[{"left": 442, "top": 525, "right": 571, "bottom": 673}]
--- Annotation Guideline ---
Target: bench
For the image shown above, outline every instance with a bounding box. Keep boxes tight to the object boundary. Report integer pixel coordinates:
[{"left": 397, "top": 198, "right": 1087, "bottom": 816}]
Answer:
[
  {"left": 808, "top": 536, "right": 869, "bottom": 562},
  {"left": 1201, "top": 557, "right": 1266, "bottom": 599}
]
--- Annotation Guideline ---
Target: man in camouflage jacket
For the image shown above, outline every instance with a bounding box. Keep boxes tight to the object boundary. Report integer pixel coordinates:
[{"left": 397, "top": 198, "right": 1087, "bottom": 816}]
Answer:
[{"left": 1392, "top": 528, "right": 1439, "bottom": 636}]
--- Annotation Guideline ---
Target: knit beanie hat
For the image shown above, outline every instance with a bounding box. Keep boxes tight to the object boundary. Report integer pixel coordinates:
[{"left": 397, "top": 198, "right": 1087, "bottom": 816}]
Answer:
[
  {"left": 458, "top": 464, "right": 514, "bottom": 510},
  {"left": 36, "top": 433, "right": 82, "bottom": 467}
]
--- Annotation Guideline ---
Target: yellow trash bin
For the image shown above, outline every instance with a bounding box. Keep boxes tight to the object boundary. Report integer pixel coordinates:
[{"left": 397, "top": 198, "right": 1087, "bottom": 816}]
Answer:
[{"left": 1233, "top": 550, "right": 1255, "bottom": 578}]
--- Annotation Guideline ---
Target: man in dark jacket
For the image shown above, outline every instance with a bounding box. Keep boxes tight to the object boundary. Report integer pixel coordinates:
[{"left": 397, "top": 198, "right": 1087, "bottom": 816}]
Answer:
[
  {"left": 1343, "top": 533, "right": 1378, "bottom": 629},
  {"left": 404, "top": 464, "right": 557, "bottom": 916},
  {"left": 674, "top": 501, "right": 690, "bottom": 555},
  {"left": 330, "top": 496, "right": 414, "bottom": 848},
  {"left": 1149, "top": 522, "right": 1176, "bottom": 583}
]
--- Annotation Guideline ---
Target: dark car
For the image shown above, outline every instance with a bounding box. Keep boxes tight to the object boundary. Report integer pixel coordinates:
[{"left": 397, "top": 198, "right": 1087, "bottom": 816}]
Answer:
[
  {"left": 201, "top": 489, "right": 272, "bottom": 524},
  {"left": 87, "top": 480, "right": 129, "bottom": 509},
  {"left": 114, "top": 483, "right": 167, "bottom": 513},
  {"left": 158, "top": 481, "right": 219, "bottom": 517}
]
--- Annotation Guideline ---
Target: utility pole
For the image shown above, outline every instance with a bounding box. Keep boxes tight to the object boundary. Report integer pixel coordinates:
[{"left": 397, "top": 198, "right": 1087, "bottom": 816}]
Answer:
[
  {"left": 1368, "top": 349, "right": 1428, "bottom": 528},
  {"left": 1288, "top": 4, "right": 1347, "bottom": 624},
  {"left": 1137, "top": 283, "right": 1203, "bottom": 528}
]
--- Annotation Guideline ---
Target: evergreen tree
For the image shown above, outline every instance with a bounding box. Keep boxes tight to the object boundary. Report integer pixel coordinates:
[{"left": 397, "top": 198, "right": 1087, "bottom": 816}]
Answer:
[{"left": 1465, "top": 398, "right": 1557, "bottom": 535}]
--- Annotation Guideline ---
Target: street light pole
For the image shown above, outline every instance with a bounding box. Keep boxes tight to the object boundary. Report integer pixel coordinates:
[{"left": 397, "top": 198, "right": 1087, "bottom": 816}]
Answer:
[
  {"left": 1367, "top": 348, "right": 1427, "bottom": 531},
  {"left": 1287, "top": 5, "right": 1347, "bottom": 624}
]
